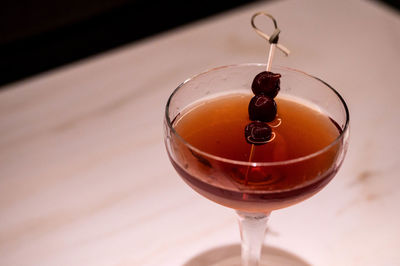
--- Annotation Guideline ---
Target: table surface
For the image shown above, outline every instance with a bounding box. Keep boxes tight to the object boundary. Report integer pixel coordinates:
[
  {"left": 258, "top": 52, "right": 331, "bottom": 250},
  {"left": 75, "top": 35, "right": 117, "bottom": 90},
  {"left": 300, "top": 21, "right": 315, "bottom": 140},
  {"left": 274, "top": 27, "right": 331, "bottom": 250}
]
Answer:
[{"left": 1, "top": 0, "right": 399, "bottom": 265}]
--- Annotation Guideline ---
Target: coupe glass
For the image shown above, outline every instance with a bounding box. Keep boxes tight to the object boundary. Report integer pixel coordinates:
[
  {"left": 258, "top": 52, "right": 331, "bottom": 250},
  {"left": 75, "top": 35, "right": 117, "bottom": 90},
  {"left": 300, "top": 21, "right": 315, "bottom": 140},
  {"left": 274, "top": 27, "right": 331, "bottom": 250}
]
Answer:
[{"left": 164, "top": 64, "right": 349, "bottom": 266}]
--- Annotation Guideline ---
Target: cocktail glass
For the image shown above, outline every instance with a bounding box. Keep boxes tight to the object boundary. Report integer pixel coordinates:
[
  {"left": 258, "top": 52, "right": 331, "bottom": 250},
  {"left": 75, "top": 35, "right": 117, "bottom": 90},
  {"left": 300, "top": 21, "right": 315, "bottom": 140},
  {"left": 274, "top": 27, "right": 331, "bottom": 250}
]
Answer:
[{"left": 164, "top": 64, "right": 349, "bottom": 266}]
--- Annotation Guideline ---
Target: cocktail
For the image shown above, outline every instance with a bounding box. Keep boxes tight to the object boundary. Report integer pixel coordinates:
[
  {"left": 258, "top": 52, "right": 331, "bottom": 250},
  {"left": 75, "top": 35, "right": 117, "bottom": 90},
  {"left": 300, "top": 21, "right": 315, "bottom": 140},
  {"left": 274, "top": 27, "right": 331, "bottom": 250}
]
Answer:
[{"left": 164, "top": 13, "right": 349, "bottom": 266}]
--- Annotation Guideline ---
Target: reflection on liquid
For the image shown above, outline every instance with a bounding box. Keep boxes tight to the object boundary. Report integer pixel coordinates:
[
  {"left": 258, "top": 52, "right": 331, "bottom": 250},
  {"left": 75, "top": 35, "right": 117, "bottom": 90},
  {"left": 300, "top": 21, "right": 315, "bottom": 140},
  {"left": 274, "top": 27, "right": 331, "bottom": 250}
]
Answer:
[{"left": 184, "top": 244, "right": 310, "bottom": 266}]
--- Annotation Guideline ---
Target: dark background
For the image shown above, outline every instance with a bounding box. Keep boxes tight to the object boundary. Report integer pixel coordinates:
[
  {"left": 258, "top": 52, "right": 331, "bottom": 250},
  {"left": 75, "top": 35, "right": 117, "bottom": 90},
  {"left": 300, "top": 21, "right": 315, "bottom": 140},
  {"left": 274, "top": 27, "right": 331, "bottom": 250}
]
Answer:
[{"left": 0, "top": 0, "right": 398, "bottom": 87}]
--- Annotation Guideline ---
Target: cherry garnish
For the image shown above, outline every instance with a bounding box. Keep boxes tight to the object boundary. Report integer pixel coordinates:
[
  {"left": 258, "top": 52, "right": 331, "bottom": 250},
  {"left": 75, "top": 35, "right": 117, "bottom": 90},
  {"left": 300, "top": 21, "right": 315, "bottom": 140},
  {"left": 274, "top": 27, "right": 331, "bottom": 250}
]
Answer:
[
  {"left": 244, "top": 121, "right": 272, "bottom": 145},
  {"left": 248, "top": 95, "right": 277, "bottom": 122},
  {"left": 251, "top": 71, "right": 281, "bottom": 98}
]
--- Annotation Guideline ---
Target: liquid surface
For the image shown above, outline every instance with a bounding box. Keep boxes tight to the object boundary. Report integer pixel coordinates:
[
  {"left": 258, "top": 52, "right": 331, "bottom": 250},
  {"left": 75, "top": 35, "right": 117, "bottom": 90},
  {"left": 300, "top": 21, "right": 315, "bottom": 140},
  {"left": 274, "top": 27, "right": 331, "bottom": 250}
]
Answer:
[{"left": 174, "top": 93, "right": 339, "bottom": 163}]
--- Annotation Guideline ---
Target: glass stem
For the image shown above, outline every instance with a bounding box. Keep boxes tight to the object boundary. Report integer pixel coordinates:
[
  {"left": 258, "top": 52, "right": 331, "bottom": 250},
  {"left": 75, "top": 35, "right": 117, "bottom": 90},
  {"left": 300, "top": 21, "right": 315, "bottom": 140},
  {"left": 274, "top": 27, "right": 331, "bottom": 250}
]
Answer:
[{"left": 236, "top": 210, "right": 270, "bottom": 266}]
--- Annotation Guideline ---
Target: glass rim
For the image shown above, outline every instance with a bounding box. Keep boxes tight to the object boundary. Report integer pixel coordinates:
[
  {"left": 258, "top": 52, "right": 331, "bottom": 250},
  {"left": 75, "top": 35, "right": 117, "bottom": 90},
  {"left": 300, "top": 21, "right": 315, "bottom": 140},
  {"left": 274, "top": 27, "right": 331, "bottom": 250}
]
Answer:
[{"left": 165, "top": 63, "right": 350, "bottom": 167}]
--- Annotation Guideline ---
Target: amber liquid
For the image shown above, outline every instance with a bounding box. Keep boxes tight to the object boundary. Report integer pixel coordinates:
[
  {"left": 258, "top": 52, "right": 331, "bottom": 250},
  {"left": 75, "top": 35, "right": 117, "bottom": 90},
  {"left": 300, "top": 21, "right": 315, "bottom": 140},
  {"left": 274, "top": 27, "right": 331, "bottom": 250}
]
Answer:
[{"left": 169, "top": 93, "right": 342, "bottom": 212}]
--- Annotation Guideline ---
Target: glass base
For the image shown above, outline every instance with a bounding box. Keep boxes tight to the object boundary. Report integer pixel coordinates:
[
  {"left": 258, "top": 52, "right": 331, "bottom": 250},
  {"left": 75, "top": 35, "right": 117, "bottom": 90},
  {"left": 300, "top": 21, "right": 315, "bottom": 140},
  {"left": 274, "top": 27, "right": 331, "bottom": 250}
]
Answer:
[{"left": 184, "top": 244, "right": 310, "bottom": 266}]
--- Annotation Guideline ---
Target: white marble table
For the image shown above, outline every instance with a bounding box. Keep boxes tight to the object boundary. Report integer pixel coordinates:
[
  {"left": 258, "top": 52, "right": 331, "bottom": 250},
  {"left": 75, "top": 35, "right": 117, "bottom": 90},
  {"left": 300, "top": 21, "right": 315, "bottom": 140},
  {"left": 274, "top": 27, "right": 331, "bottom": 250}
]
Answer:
[{"left": 1, "top": 0, "right": 399, "bottom": 265}]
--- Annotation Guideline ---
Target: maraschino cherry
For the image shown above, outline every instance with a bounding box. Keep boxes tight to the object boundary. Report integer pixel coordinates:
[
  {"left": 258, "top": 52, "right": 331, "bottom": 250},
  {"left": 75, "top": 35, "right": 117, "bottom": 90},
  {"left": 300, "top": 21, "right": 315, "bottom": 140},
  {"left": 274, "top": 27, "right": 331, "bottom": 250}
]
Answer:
[
  {"left": 251, "top": 71, "right": 281, "bottom": 98},
  {"left": 245, "top": 121, "right": 272, "bottom": 145},
  {"left": 248, "top": 94, "right": 277, "bottom": 122}
]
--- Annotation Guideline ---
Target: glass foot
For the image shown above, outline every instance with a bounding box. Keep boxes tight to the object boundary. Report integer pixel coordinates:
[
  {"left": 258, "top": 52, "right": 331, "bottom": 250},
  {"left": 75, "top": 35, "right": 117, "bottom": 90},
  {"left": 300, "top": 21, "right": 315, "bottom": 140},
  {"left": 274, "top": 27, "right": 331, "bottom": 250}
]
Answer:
[{"left": 184, "top": 244, "right": 311, "bottom": 266}]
